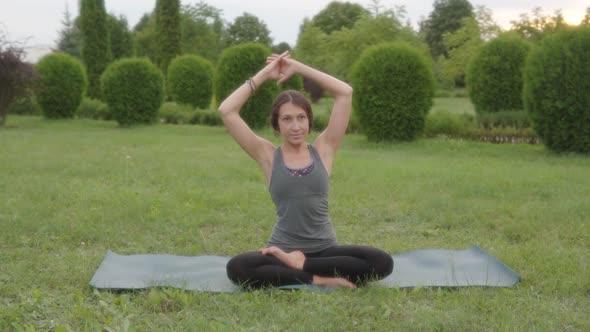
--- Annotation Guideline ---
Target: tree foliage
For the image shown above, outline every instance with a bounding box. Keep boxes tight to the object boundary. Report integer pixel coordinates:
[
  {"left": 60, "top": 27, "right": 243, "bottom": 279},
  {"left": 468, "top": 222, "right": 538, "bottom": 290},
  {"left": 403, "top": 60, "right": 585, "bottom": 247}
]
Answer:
[
  {"left": 296, "top": 12, "right": 425, "bottom": 80},
  {"left": 0, "top": 34, "right": 35, "bottom": 125},
  {"left": 272, "top": 42, "right": 291, "bottom": 54},
  {"left": 180, "top": 2, "right": 225, "bottom": 61},
  {"left": 350, "top": 43, "right": 434, "bottom": 141},
  {"left": 311, "top": 1, "right": 369, "bottom": 34},
  {"left": 80, "top": 0, "right": 111, "bottom": 99},
  {"left": 226, "top": 13, "right": 272, "bottom": 46},
  {"left": 36, "top": 53, "right": 87, "bottom": 119},
  {"left": 133, "top": 2, "right": 226, "bottom": 63},
  {"left": 421, "top": 0, "right": 474, "bottom": 59},
  {"left": 583, "top": 8, "right": 590, "bottom": 26},
  {"left": 438, "top": 5, "right": 501, "bottom": 87},
  {"left": 101, "top": 58, "right": 164, "bottom": 126},
  {"left": 524, "top": 26, "right": 590, "bottom": 153},
  {"left": 55, "top": 4, "right": 82, "bottom": 58},
  {"left": 294, "top": 21, "right": 328, "bottom": 71},
  {"left": 155, "top": 0, "right": 182, "bottom": 73},
  {"left": 108, "top": 14, "right": 132, "bottom": 60},
  {"left": 509, "top": 7, "right": 568, "bottom": 42},
  {"left": 132, "top": 13, "right": 157, "bottom": 62}
]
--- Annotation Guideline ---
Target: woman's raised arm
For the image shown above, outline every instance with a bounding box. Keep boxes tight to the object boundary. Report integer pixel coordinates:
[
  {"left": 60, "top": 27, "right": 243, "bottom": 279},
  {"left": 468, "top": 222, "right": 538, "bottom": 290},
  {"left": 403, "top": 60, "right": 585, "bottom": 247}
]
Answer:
[{"left": 217, "top": 53, "right": 287, "bottom": 177}]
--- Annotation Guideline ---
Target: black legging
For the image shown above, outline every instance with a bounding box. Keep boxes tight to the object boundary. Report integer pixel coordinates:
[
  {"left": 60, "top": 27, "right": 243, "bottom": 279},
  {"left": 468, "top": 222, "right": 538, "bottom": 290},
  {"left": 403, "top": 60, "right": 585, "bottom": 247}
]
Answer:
[{"left": 226, "top": 245, "right": 394, "bottom": 289}]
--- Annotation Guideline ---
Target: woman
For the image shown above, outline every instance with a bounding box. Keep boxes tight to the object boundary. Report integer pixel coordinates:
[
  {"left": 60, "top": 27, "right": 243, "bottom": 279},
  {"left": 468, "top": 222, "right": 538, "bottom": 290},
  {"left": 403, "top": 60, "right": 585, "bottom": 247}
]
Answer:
[{"left": 219, "top": 51, "right": 393, "bottom": 289}]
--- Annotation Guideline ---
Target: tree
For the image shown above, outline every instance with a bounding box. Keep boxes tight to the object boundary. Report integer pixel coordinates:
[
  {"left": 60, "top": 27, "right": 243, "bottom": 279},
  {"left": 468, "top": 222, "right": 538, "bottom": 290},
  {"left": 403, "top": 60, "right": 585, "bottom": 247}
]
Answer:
[
  {"left": 55, "top": 4, "right": 82, "bottom": 58},
  {"left": 180, "top": 2, "right": 225, "bottom": 61},
  {"left": 474, "top": 5, "right": 502, "bottom": 41},
  {"left": 366, "top": 0, "right": 407, "bottom": 22},
  {"left": 80, "top": 0, "right": 111, "bottom": 99},
  {"left": 438, "top": 6, "right": 501, "bottom": 87},
  {"left": 132, "top": 13, "right": 157, "bottom": 61},
  {"left": 421, "top": 0, "right": 474, "bottom": 59},
  {"left": 108, "top": 14, "right": 132, "bottom": 60},
  {"left": 582, "top": 8, "right": 590, "bottom": 26},
  {"left": 438, "top": 17, "right": 481, "bottom": 87},
  {"left": 226, "top": 13, "right": 272, "bottom": 46},
  {"left": 295, "top": 11, "right": 425, "bottom": 80},
  {"left": 0, "top": 33, "right": 35, "bottom": 126},
  {"left": 311, "top": 1, "right": 369, "bottom": 34},
  {"left": 272, "top": 42, "right": 291, "bottom": 54},
  {"left": 510, "top": 7, "right": 568, "bottom": 41},
  {"left": 155, "top": 0, "right": 182, "bottom": 73},
  {"left": 294, "top": 21, "right": 328, "bottom": 70}
]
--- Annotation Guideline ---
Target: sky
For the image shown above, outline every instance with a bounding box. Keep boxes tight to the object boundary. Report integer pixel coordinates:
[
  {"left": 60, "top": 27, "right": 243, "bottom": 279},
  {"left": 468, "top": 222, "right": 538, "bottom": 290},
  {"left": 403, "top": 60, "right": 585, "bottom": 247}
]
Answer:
[{"left": 0, "top": 0, "right": 587, "bottom": 62}]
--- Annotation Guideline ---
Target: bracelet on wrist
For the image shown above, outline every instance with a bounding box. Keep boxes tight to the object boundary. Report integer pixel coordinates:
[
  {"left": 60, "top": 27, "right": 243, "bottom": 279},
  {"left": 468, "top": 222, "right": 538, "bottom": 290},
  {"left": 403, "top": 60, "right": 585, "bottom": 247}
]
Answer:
[{"left": 245, "top": 78, "right": 257, "bottom": 93}]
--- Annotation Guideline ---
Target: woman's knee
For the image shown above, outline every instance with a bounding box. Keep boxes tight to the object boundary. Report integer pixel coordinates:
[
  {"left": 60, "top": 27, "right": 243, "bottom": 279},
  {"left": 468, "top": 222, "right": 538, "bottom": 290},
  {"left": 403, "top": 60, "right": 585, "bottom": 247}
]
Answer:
[
  {"left": 226, "top": 252, "right": 255, "bottom": 283},
  {"left": 371, "top": 249, "right": 394, "bottom": 278},
  {"left": 226, "top": 256, "right": 242, "bottom": 283}
]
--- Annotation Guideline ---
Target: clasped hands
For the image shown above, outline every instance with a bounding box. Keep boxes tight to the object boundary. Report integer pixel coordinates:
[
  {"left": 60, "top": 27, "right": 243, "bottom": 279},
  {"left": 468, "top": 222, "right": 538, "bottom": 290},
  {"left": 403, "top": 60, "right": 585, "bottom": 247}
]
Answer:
[{"left": 263, "top": 51, "right": 298, "bottom": 85}]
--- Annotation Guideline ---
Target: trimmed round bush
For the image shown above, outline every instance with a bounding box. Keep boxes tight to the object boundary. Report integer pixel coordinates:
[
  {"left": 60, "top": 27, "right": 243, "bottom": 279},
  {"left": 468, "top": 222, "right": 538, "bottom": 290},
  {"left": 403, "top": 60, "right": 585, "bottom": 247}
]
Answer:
[
  {"left": 350, "top": 43, "right": 434, "bottom": 141},
  {"left": 76, "top": 97, "right": 111, "bottom": 120},
  {"left": 467, "top": 34, "right": 531, "bottom": 113},
  {"left": 167, "top": 55, "right": 214, "bottom": 109},
  {"left": 524, "top": 26, "right": 590, "bottom": 153},
  {"left": 216, "top": 43, "right": 278, "bottom": 128},
  {"left": 35, "top": 53, "right": 87, "bottom": 118},
  {"left": 101, "top": 58, "right": 164, "bottom": 126}
]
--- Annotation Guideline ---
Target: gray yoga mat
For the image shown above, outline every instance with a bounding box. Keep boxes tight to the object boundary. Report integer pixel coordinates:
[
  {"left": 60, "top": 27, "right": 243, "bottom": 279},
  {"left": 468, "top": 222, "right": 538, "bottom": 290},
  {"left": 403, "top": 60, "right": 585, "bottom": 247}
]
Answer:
[{"left": 89, "top": 245, "right": 520, "bottom": 292}]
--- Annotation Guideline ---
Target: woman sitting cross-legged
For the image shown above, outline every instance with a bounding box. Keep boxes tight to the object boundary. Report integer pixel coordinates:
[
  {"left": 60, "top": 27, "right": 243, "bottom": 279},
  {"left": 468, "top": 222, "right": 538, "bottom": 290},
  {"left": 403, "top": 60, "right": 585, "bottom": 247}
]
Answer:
[{"left": 218, "top": 51, "right": 393, "bottom": 289}]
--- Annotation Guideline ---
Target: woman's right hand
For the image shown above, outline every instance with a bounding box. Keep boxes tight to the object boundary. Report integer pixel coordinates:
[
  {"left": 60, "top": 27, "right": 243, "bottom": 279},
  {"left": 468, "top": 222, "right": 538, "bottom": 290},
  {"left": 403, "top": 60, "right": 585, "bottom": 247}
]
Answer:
[
  {"left": 266, "top": 51, "right": 299, "bottom": 84},
  {"left": 258, "top": 51, "right": 289, "bottom": 83}
]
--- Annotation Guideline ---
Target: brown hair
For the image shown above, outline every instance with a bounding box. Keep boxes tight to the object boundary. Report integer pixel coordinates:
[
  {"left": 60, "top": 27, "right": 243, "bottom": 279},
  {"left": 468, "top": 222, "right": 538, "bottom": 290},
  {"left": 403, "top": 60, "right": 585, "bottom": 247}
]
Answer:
[{"left": 270, "top": 90, "right": 313, "bottom": 132}]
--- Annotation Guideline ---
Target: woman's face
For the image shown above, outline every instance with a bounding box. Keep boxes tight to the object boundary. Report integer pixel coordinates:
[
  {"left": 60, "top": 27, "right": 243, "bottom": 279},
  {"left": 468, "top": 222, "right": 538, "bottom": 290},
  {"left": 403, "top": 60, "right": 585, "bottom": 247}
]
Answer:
[{"left": 277, "top": 103, "right": 309, "bottom": 145}]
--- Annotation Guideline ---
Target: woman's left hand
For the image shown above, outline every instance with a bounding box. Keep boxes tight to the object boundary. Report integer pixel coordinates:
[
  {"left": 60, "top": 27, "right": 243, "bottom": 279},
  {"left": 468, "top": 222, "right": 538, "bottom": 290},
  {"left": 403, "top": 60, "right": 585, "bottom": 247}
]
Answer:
[
  {"left": 260, "top": 51, "right": 289, "bottom": 83},
  {"left": 266, "top": 51, "right": 298, "bottom": 84}
]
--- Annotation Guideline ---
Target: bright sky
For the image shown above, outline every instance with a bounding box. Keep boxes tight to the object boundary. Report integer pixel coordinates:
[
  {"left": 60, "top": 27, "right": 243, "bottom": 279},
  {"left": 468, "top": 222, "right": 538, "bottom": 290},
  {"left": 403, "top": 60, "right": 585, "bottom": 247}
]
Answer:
[{"left": 0, "top": 0, "right": 587, "bottom": 62}]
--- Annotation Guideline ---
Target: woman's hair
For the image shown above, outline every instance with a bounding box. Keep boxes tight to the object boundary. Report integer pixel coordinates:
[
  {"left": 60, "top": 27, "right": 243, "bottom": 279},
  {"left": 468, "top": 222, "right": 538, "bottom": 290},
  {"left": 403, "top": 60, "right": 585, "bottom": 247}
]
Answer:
[{"left": 270, "top": 90, "right": 313, "bottom": 132}]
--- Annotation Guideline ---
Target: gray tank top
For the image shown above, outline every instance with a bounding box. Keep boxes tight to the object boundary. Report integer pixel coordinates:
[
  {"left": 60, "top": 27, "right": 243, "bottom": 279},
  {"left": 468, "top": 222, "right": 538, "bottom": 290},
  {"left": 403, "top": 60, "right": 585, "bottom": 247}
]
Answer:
[{"left": 267, "top": 144, "right": 338, "bottom": 253}]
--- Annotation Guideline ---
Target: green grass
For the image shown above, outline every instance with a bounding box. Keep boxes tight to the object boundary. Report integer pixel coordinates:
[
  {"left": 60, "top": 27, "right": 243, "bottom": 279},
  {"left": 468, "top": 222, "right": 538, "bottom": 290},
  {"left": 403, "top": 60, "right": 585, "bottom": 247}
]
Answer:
[
  {"left": 1, "top": 116, "right": 589, "bottom": 331},
  {"left": 431, "top": 97, "right": 475, "bottom": 115}
]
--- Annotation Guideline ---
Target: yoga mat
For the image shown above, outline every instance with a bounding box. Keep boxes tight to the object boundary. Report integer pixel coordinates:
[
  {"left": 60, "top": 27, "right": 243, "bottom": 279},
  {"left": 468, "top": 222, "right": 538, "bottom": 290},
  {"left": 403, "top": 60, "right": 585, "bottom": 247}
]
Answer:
[{"left": 89, "top": 245, "right": 520, "bottom": 292}]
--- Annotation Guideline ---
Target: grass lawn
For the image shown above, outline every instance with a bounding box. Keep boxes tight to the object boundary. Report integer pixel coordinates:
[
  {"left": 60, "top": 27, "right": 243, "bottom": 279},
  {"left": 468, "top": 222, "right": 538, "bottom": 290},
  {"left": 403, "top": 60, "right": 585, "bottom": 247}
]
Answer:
[
  {"left": 431, "top": 97, "right": 475, "bottom": 114},
  {"left": 1, "top": 116, "right": 589, "bottom": 331}
]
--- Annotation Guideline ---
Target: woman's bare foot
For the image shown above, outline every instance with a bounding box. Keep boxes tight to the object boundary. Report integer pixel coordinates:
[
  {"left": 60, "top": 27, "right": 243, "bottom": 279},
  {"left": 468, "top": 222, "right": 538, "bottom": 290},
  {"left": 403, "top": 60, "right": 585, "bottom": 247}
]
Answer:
[
  {"left": 260, "top": 246, "right": 306, "bottom": 270},
  {"left": 312, "top": 275, "right": 357, "bottom": 289}
]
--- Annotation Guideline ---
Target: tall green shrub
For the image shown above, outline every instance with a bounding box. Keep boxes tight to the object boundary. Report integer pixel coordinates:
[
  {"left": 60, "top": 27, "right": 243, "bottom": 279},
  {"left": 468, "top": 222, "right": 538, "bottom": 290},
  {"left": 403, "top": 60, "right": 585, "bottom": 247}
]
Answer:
[
  {"left": 467, "top": 33, "right": 531, "bottom": 113},
  {"left": 80, "top": 0, "right": 111, "bottom": 99},
  {"left": 36, "top": 53, "right": 87, "bottom": 119},
  {"left": 167, "top": 55, "right": 214, "bottom": 109},
  {"left": 155, "top": 0, "right": 181, "bottom": 73},
  {"left": 216, "top": 43, "right": 278, "bottom": 128},
  {"left": 524, "top": 26, "right": 590, "bottom": 153},
  {"left": 101, "top": 58, "right": 164, "bottom": 126},
  {"left": 350, "top": 43, "right": 434, "bottom": 141}
]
